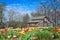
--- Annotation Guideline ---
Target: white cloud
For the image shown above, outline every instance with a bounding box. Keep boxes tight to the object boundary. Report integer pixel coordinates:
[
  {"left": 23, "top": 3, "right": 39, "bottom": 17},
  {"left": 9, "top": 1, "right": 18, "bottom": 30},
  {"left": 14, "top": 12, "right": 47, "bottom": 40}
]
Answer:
[{"left": 5, "top": 4, "right": 32, "bottom": 14}]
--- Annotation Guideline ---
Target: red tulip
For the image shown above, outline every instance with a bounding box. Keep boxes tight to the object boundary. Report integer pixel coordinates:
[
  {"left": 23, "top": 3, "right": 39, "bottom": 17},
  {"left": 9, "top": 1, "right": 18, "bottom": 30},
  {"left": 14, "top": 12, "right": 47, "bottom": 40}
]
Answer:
[
  {"left": 1, "top": 29, "right": 7, "bottom": 35},
  {"left": 52, "top": 27, "right": 58, "bottom": 32}
]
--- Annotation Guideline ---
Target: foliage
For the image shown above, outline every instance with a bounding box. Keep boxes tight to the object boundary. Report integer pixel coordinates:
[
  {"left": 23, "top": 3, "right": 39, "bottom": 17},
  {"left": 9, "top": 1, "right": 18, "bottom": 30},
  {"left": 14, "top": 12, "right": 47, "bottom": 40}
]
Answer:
[
  {"left": 52, "top": 32, "right": 59, "bottom": 39},
  {"left": 0, "top": 3, "right": 6, "bottom": 28},
  {"left": 8, "top": 21, "right": 20, "bottom": 28},
  {"left": 0, "top": 3, "right": 5, "bottom": 22},
  {"left": 42, "top": 27, "right": 53, "bottom": 31},
  {"left": 0, "top": 27, "right": 60, "bottom": 40},
  {"left": 23, "top": 13, "right": 30, "bottom": 27}
]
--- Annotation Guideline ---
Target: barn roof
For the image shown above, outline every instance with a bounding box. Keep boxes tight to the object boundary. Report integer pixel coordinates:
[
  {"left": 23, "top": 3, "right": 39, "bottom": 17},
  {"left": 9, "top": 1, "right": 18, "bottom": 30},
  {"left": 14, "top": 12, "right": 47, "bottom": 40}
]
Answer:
[
  {"left": 28, "top": 20, "right": 43, "bottom": 24},
  {"left": 28, "top": 20, "right": 39, "bottom": 24},
  {"left": 32, "top": 16, "right": 45, "bottom": 20}
]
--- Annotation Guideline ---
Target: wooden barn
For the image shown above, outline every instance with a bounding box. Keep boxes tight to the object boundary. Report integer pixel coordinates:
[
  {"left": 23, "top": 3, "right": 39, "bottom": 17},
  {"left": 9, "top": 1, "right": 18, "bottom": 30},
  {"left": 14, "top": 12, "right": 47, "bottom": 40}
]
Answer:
[{"left": 28, "top": 16, "right": 53, "bottom": 27}]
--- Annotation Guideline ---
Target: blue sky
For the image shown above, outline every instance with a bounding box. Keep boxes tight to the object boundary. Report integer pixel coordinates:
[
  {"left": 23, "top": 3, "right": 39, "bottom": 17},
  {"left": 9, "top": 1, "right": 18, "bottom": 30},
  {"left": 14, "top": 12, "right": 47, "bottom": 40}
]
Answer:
[
  {"left": 0, "top": 0, "right": 48, "bottom": 14},
  {"left": 0, "top": 0, "right": 60, "bottom": 24},
  {"left": 0, "top": 0, "right": 60, "bottom": 14},
  {"left": 0, "top": 0, "right": 48, "bottom": 21}
]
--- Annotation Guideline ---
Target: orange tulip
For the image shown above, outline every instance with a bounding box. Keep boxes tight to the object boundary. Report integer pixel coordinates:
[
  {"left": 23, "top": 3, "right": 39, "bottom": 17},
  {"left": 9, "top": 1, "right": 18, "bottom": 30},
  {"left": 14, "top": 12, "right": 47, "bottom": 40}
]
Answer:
[{"left": 24, "top": 28, "right": 29, "bottom": 32}]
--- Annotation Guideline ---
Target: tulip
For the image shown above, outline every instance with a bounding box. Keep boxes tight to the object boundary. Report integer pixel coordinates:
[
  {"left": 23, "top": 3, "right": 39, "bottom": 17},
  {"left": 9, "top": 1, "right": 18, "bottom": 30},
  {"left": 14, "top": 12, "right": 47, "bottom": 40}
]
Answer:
[
  {"left": 24, "top": 28, "right": 29, "bottom": 32},
  {"left": 44, "top": 26, "right": 49, "bottom": 29},
  {"left": 7, "top": 36, "right": 11, "bottom": 38},
  {"left": 30, "top": 27, "right": 36, "bottom": 30},
  {"left": 58, "top": 29, "right": 60, "bottom": 33},
  {"left": 18, "top": 31, "right": 26, "bottom": 36},
  {"left": 13, "top": 35, "right": 17, "bottom": 38},
  {"left": 52, "top": 27, "right": 59, "bottom": 32}
]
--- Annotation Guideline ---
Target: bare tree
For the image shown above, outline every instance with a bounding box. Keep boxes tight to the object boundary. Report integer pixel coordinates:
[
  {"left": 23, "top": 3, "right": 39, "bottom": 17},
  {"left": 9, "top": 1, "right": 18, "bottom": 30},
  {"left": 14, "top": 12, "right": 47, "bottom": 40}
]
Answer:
[
  {"left": 8, "top": 9, "right": 16, "bottom": 22},
  {"left": 31, "top": 11, "right": 42, "bottom": 17},
  {"left": 0, "top": 3, "right": 5, "bottom": 23},
  {"left": 52, "top": 0, "right": 60, "bottom": 26},
  {"left": 40, "top": 2, "right": 47, "bottom": 16},
  {"left": 0, "top": 3, "right": 6, "bottom": 28},
  {"left": 38, "top": 0, "right": 60, "bottom": 26},
  {"left": 23, "top": 13, "right": 30, "bottom": 27}
]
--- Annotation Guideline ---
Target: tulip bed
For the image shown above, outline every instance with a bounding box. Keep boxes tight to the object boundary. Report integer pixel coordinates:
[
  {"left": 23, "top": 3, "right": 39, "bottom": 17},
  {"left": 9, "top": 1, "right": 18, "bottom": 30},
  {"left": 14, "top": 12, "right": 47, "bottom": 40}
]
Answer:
[{"left": 0, "top": 27, "right": 60, "bottom": 40}]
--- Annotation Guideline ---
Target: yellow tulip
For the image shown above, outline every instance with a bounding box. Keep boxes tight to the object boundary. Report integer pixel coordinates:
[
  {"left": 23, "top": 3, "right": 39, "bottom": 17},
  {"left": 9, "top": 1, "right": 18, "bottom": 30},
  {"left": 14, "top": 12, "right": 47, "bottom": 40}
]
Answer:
[
  {"left": 44, "top": 26, "right": 49, "bottom": 29},
  {"left": 7, "top": 28, "right": 10, "bottom": 31},
  {"left": 18, "top": 31, "right": 26, "bottom": 36},
  {"left": 7, "top": 36, "right": 11, "bottom": 38},
  {"left": 14, "top": 28, "right": 21, "bottom": 31},
  {"left": 30, "top": 27, "right": 36, "bottom": 30},
  {"left": 58, "top": 29, "right": 60, "bottom": 33}
]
